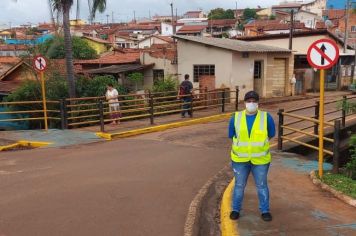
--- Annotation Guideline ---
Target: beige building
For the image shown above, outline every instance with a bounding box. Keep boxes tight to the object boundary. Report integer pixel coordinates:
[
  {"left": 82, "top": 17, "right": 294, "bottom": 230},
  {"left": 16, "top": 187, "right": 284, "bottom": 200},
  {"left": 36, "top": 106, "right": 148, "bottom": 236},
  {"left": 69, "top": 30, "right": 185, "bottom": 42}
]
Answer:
[
  {"left": 238, "top": 30, "right": 355, "bottom": 92},
  {"left": 174, "top": 36, "right": 293, "bottom": 98},
  {"left": 140, "top": 47, "right": 178, "bottom": 88}
]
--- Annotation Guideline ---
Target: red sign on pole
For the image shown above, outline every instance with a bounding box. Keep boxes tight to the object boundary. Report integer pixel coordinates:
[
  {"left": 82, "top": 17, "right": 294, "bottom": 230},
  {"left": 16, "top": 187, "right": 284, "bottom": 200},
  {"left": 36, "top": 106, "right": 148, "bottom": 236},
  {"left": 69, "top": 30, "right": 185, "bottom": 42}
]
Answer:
[
  {"left": 307, "top": 39, "right": 339, "bottom": 70},
  {"left": 33, "top": 55, "right": 48, "bottom": 72}
]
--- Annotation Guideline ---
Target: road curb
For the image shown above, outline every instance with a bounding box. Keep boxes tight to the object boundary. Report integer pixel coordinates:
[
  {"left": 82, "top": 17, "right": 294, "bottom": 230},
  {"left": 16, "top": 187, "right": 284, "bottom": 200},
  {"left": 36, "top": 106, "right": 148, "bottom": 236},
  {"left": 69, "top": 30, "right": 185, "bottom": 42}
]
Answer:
[
  {"left": 0, "top": 140, "right": 51, "bottom": 151},
  {"left": 220, "top": 178, "right": 239, "bottom": 236},
  {"left": 183, "top": 165, "right": 231, "bottom": 236},
  {"left": 96, "top": 113, "right": 233, "bottom": 140},
  {"left": 309, "top": 170, "right": 356, "bottom": 207}
]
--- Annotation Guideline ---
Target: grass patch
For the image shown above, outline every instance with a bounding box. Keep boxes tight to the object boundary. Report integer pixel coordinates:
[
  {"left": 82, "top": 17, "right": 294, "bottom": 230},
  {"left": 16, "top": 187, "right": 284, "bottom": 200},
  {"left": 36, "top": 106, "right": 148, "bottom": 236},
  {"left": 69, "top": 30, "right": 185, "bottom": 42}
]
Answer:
[{"left": 318, "top": 171, "right": 356, "bottom": 199}]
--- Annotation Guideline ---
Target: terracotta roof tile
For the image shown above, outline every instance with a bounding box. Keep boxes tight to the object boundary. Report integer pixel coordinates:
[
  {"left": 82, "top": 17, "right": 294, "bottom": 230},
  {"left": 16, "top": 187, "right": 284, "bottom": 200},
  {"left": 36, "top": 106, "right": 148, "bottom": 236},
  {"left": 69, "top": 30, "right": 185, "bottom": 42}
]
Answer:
[
  {"left": 0, "top": 56, "right": 21, "bottom": 64},
  {"left": 177, "top": 25, "right": 207, "bottom": 33},
  {"left": 74, "top": 51, "right": 140, "bottom": 65},
  {"left": 0, "top": 44, "right": 29, "bottom": 51}
]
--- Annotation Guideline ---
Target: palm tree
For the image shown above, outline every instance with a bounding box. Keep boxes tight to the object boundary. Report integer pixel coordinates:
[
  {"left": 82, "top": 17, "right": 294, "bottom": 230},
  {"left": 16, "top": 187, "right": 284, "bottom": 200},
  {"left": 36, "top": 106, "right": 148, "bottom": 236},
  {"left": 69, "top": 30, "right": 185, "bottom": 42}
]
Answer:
[{"left": 50, "top": 0, "right": 106, "bottom": 98}]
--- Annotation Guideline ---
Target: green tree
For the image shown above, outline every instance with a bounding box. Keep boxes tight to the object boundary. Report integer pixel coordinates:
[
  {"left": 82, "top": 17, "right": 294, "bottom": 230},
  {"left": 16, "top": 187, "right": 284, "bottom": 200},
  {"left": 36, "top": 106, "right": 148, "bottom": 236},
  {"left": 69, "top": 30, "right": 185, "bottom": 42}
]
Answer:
[
  {"left": 269, "top": 15, "right": 276, "bottom": 20},
  {"left": 208, "top": 8, "right": 235, "bottom": 19},
  {"left": 243, "top": 8, "right": 258, "bottom": 20},
  {"left": 127, "top": 72, "right": 144, "bottom": 91},
  {"left": 39, "top": 36, "right": 97, "bottom": 59},
  {"left": 49, "top": 0, "right": 107, "bottom": 98}
]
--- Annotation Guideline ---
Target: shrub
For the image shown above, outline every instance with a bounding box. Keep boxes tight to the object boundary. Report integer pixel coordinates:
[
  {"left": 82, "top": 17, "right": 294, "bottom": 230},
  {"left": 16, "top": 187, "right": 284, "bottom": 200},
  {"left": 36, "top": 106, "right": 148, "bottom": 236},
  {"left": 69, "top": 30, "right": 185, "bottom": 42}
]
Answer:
[
  {"left": 152, "top": 75, "right": 178, "bottom": 93},
  {"left": 346, "top": 135, "right": 356, "bottom": 180}
]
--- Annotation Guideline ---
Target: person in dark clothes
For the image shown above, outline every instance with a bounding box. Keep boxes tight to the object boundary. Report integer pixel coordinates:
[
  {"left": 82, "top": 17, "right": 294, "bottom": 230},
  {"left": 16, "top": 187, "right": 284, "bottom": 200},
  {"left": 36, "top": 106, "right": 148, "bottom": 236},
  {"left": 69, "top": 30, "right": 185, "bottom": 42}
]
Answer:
[{"left": 178, "top": 74, "right": 193, "bottom": 118}]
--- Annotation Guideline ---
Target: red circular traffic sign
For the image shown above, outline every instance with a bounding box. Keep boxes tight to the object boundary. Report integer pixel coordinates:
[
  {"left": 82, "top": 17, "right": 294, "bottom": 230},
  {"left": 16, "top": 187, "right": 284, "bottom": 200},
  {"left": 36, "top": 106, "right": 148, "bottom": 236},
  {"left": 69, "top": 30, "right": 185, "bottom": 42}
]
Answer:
[
  {"left": 307, "top": 39, "right": 339, "bottom": 70},
  {"left": 33, "top": 55, "right": 48, "bottom": 72}
]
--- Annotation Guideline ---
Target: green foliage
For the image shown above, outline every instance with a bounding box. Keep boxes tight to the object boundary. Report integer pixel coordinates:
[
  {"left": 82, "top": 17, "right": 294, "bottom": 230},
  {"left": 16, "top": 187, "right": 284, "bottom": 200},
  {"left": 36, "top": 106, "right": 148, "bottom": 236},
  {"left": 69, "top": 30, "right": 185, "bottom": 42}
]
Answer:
[
  {"left": 127, "top": 72, "right": 144, "bottom": 91},
  {"left": 5, "top": 74, "right": 127, "bottom": 102},
  {"left": 152, "top": 75, "right": 178, "bottom": 93},
  {"left": 243, "top": 8, "right": 258, "bottom": 21},
  {"left": 76, "top": 75, "right": 127, "bottom": 97},
  {"left": 269, "top": 15, "right": 276, "bottom": 20},
  {"left": 38, "top": 36, "right": 98, "bottom": 59},
  {"left": 26, "top": 27, "right": 40, "bottom": 35},
  {"left": 208, "top": 8, "right": 235, "bottom": 20},
  {"left": 320, "top": 171, "right": 356, "bottom": 198},
  {"left": 346, "top": 135, "right": 356, "bottom": 179}
]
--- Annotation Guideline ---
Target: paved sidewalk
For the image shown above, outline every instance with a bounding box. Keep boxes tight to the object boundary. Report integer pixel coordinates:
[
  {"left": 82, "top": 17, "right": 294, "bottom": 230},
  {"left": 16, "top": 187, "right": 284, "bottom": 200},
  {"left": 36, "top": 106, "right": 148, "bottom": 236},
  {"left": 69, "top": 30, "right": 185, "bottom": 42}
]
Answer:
[{"left": 226, "top": 151, "right": 356, "bottom": 236}]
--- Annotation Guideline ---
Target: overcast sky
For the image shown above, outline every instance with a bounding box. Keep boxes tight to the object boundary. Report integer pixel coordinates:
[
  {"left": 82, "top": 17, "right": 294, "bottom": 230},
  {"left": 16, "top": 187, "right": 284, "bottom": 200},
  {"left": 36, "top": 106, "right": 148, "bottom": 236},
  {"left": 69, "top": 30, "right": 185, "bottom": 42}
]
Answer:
[{"left": 0, "top": 0, "right": 283, "bottom": 27}]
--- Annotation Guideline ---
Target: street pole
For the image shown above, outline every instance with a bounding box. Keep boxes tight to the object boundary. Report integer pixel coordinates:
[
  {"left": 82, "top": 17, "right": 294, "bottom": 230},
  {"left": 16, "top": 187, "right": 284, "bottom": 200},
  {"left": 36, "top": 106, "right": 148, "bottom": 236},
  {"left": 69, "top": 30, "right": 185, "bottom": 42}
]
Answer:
[
  {"left": 289, "top": 10, "right": 294, "bottom": 50},
  {"left": 343, "top": 0, "right": 350, "bottom": 53},
  {"left": 40, "top": 71, "right": 48, "bottom": 131},
  {"left": 319, "top": 69, "right": 325, "bottom": 178}
]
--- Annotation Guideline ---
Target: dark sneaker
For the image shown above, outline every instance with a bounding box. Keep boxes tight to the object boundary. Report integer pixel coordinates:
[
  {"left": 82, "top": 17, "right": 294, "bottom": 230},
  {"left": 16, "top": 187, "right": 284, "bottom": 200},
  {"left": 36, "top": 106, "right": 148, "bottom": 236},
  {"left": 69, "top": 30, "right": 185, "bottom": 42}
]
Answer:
[
  {"left": 261, "top": 212, "right": 272, "bottom": 221},
  {"left": 229, "top": 211, "right": 240, "bottom": 220}
]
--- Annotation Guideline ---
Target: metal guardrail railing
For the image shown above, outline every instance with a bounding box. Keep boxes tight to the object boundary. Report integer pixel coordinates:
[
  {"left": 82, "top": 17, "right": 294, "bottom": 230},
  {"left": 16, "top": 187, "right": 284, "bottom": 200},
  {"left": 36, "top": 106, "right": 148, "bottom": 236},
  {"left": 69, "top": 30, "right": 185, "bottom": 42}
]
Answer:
[
  {"left": 0, "top": 87, "right": 240, "bottom": 132},
  {"left": 277, "top": 95, "right": 356, "bottom": 174}
]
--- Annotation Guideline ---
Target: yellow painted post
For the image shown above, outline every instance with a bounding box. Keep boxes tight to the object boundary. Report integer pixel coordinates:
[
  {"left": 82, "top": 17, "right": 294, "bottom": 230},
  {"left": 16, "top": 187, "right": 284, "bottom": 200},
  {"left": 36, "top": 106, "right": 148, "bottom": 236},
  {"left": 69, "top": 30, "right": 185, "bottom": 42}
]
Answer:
[
  {"left": 40, "top": 71, "right": 48, "bottom": 130},
  {"left": 318, "top": 69, "right": 325, "bottom": 178}
]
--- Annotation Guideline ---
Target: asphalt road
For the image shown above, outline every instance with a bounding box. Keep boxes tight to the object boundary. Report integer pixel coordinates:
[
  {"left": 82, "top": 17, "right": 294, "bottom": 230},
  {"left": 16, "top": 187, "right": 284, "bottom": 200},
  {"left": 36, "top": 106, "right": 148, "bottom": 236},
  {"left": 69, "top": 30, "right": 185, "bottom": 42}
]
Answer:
[
  {"left": 0, "top": 126, "right": 230, "bottom": 236},
  {"left": 0, "top": 94, "right": 354, "bottom": 236}
]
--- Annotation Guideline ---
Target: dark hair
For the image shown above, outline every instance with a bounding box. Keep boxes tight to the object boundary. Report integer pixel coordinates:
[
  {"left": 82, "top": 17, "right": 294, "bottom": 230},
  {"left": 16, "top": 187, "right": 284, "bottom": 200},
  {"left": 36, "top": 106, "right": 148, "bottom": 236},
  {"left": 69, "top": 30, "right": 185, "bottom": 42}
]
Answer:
[
  {"left": 244, "top": 91, "right": 260, "bottom": 101},
  {"left": 184, "top": 74, "right": 189, "bottom": 80},
  {"left": 107, "top": 83, "right": 113, "bottom": 87}
]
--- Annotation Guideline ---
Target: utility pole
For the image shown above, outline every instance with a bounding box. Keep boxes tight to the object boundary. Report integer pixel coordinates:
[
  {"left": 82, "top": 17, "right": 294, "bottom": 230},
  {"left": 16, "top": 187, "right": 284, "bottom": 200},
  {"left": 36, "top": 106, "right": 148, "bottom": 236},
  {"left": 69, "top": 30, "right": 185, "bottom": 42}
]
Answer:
[
  {"left": 149, "top": 10, "right": 151, "bottom": 19},
  {"left": 76, "top": 0, "right": 80, "bottom": 21},
  {"left": 289, "top": 10, "right": 294, "bottom": 50},
  {"left": 106, "top": 14, "right": 109, "bottom": 25},
  {"left": 112, "top": 11, "right": 114, "bottom": 24},
  {"left": 133, "top": 11, "right": 136, "bottom": 23},
  {"left": 343, "top": 0, "right": 351, "bottom": 53},
  {"left": 235, "top": 1, "right": 238, "bottom": 19},
  {"left": 170, "top": 2, "right": 176, "bottom": 34}
]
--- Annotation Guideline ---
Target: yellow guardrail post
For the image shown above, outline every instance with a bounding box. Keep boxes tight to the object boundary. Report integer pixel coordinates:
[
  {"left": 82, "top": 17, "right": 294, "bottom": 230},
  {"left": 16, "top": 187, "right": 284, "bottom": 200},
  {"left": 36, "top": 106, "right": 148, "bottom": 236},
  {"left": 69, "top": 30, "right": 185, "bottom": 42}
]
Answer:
[
  {"left": 40, "top": 71, "right": 48, "bottom": 130},
  {"left": 319, "top": 69, "right": 325, "bottom": 178}
]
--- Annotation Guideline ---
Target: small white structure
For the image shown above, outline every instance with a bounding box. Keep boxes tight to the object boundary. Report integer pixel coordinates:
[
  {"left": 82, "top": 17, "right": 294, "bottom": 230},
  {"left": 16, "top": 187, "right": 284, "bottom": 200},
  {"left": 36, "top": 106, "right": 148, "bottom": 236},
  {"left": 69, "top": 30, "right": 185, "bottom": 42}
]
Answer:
[
  {"left": 294, "top": 10, "right": 321, "bottom": 29},
  {"left": 138, "top": 35, "right": 173, "bottom": 49}
]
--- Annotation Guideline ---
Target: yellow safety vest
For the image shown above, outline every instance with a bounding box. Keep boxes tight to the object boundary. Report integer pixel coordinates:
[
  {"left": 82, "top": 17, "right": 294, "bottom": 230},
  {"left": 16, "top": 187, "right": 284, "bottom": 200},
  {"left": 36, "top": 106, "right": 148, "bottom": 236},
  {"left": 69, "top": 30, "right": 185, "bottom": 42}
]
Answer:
[{"left": 230, "top": 110, "right": 271, "bottom": 165}]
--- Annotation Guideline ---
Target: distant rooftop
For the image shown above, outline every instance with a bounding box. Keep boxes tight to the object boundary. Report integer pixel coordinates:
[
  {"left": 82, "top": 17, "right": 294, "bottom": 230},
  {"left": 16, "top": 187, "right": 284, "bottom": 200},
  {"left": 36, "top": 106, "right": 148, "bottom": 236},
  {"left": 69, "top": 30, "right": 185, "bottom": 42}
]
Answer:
[{"left": 173, "top": 35, "right": 291, "bottom": 53}]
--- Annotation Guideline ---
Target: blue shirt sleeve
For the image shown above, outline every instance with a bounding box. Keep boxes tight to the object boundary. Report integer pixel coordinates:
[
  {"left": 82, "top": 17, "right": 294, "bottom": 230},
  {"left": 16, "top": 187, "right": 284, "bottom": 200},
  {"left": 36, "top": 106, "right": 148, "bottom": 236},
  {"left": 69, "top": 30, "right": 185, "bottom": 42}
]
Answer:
[
  {"left": 267, "top": 113, "right": 276, "bottom": 139},
  {"left": 229, "top": 112, "right": 275, "bottom": 139},
  {"left": 228, "top": 114, "right": 235, "bottom": 139}
]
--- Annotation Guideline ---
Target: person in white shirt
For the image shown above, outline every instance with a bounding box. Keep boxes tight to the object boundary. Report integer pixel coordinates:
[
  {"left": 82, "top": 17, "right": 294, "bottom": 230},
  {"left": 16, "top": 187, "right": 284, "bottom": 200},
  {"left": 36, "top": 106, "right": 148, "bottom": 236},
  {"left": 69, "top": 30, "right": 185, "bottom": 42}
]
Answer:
[{"left": 106, "top": 83, "right": 120, "bottom": 125}]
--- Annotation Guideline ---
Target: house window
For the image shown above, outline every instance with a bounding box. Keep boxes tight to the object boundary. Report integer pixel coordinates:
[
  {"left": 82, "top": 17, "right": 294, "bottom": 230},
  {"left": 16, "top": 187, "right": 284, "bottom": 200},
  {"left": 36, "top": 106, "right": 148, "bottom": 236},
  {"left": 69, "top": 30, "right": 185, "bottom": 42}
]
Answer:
[
  {"left": 153, "top": 69, "right": 164, "bottom": 82},
  {"left": 254, "top": 61, "right": 262, "bottom": 79},
  {"left": 193, "top": 65, "right": 215, "bottom": 82},
  {"left": 351, "top": 26, "right": 356, "bottom": 32}
]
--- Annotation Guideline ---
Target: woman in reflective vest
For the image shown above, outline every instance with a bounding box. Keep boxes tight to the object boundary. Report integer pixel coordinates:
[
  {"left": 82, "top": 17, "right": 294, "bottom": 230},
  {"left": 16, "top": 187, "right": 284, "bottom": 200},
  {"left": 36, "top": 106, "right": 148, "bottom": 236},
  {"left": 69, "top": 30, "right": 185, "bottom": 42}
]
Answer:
[{"left": 228, "top": 91, "right": 275, "bottom": 222}]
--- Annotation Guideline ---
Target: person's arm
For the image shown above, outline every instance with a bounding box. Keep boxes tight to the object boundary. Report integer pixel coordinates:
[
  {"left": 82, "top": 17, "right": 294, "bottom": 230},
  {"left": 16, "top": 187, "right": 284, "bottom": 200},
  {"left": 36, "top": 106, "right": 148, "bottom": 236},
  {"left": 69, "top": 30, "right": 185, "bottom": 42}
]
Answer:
[
  {"left": 228, "top": 114, "right": 236, "bottom": 139},
  {"left": 267, "top": 113, "right": 276, "bottom": 139},
  {"left": 105, "top": 91, "right": 110, "bottom": 101},
  {"left": 113, "top": 89, "right": 119, "bottom": 99}
]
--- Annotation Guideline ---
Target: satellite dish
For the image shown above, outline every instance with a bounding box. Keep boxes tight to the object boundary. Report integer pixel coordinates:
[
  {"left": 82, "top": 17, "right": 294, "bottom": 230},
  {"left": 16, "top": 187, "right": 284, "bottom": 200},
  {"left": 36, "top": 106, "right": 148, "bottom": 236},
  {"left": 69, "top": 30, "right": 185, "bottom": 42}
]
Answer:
[{"left": 325, "top": 20, "right": 334, "bottom": 29}]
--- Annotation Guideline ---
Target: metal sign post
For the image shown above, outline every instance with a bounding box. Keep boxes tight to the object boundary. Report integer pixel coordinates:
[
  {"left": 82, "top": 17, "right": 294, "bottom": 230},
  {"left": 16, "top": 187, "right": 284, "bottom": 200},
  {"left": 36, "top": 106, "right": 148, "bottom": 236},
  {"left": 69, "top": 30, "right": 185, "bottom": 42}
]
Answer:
[
  {"left": 307, "top": 39, "right": 339, "bottom": 178},
  {"left": 33, "top": 55, "right": 48, "bottom": 131}
]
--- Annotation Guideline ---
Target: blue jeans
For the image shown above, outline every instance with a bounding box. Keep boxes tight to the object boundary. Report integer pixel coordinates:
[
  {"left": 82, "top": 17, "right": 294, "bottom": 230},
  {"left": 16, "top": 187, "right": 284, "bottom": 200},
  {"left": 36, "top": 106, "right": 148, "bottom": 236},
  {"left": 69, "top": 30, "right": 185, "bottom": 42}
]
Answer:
[
  {"left": 181, "top": 97, "right": 192, "bottom": 117},
  {"left": 231, "top": 161, "right": 270, "bottom": 213}
]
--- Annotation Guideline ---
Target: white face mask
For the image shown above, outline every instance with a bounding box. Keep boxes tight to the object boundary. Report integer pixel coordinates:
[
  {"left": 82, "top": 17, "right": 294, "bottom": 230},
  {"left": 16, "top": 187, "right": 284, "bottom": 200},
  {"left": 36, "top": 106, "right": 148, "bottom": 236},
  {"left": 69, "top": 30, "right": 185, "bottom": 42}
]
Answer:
[{"left": 245, "top": 102, "right": 258, "bottom": 113}]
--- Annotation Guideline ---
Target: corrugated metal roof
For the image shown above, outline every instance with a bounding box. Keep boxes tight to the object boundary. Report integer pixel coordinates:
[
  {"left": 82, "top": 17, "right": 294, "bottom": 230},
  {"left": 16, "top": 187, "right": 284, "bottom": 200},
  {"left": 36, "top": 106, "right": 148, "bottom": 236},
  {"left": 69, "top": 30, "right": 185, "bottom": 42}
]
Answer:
[{"left": 173, "top": 35, "right": 291, "bottom": 53}]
